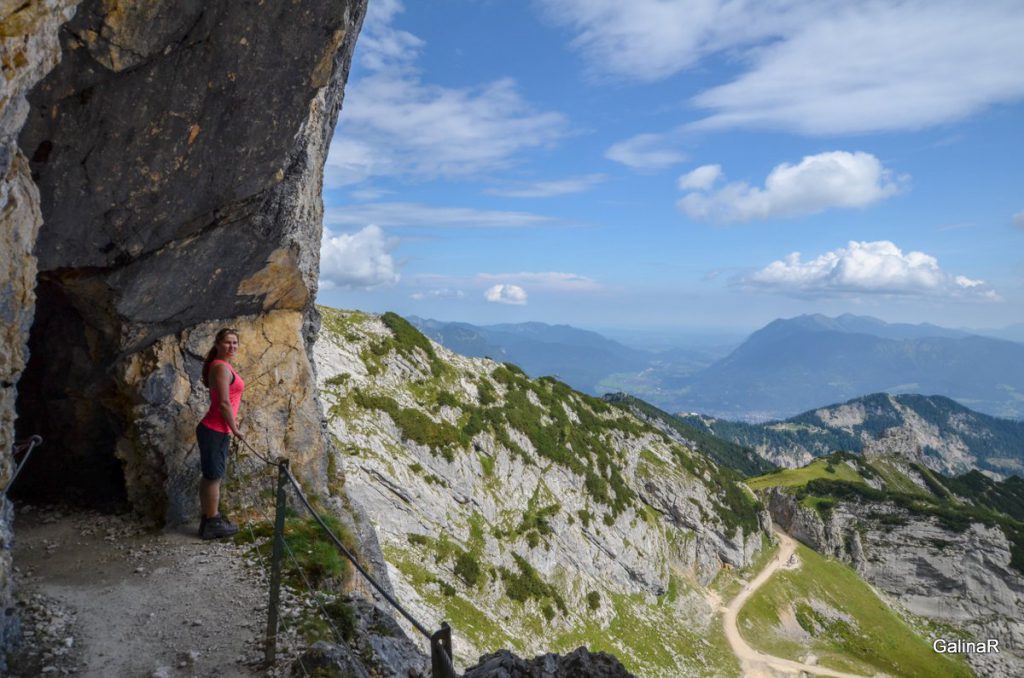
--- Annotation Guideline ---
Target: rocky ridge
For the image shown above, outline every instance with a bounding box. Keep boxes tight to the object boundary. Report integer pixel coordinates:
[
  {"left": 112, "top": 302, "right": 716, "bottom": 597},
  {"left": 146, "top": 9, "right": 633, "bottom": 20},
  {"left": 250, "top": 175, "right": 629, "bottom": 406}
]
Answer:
[
  {"left": 682, "top": 392, "right": 1024, "bottom": 476},
  {"left": 313, "top": 308, "right": 768, "bottom": 676}
]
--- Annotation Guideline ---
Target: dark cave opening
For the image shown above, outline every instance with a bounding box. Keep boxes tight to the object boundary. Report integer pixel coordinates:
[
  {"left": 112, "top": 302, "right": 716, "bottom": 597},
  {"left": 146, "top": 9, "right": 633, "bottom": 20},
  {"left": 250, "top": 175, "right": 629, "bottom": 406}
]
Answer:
[{"left": 12, "top": 276, "right": 128, "bottom": 511}]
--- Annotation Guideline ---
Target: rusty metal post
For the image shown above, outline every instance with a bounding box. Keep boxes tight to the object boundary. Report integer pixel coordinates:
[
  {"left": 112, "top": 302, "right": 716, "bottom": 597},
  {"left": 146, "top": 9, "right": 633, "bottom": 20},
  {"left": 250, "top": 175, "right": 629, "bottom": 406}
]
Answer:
[{"left": 264, "top": 458, "right": 289, "bottom": 665}]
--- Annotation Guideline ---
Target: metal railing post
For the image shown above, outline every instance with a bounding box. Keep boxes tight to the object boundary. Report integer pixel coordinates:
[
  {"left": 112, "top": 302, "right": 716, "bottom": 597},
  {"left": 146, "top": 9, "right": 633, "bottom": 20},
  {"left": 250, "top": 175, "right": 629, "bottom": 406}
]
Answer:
[
  {"left": 431, "top": 621, "right": 456, "bottom": 678},
  {"left": 265, "top": 458, "right": 289, "bottom": 665}
]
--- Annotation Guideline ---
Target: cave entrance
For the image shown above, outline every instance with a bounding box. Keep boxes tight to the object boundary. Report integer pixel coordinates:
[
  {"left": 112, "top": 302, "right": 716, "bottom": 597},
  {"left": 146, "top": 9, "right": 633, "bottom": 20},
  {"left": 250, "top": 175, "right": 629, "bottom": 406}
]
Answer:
[{"left": 12, "top": 274, "right": 128, "bottom": 511}]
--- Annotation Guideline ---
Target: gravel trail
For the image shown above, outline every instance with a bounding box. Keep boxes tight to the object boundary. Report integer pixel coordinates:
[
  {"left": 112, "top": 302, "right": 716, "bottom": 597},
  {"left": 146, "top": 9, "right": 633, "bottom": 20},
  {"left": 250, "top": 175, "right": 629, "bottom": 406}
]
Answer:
[
  {"left": 721, "top": 529, "right": 872, "bottom": 678},
  {"left": 8, "top": 506, "right": 279, "bottom": 678}
]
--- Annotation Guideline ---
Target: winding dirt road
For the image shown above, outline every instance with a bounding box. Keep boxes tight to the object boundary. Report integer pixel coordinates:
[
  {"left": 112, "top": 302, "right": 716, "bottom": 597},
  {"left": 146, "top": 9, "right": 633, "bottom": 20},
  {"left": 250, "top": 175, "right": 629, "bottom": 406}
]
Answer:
[{"left": 720, "top": 530, "right": 871, "bottom": 678}]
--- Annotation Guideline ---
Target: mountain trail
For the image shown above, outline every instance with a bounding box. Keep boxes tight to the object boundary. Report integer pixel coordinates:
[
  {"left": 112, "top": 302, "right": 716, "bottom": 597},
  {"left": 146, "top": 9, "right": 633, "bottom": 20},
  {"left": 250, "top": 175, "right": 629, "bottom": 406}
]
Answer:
[
  {"left": 722, "top": 529, "right": 873, "bottom": 678},
  {"left": 6, "top": 504, "right": 297, "bottom": 677}
]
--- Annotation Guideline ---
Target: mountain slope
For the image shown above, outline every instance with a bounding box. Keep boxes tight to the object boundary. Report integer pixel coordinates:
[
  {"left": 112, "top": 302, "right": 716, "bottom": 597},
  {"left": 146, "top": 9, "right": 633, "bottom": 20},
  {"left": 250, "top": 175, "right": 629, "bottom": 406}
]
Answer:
[
  {"left": 314, "top": 308, "right": 766, "bottom": 676},
  {"left": 750, "top": 451, "right": 1024, "bottom": 677},
  {"left": 680, "top": 393, "right": 1024, "bottom": 476},
  {"left": 675, "top": 314, "right": 1024, "bottom": 421},
  {"left": 604, "top": 393, "right": 777, "bottom": 477}
]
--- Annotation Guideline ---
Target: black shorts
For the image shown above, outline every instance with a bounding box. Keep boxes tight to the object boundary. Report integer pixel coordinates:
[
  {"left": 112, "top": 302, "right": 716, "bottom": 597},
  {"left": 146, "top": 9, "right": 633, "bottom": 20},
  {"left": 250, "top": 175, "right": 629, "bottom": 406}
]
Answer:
[{"left": 197, "top": 423, "right": 231, "bottom": 480}]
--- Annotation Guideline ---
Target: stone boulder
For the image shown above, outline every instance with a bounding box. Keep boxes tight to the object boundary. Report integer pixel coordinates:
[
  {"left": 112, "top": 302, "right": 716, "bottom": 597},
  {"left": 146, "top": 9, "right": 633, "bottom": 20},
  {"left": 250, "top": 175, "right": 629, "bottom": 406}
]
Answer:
[{"left": 464, "top": 647, "right": 636, "bottom": 678}]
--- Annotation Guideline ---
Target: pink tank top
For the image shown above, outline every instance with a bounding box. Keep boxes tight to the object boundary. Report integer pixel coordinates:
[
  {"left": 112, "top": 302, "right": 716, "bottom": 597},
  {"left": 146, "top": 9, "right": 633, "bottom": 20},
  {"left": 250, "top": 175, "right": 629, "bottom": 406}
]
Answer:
[{"left": 200, "top": 359, "right": 245, "bottom": 433}]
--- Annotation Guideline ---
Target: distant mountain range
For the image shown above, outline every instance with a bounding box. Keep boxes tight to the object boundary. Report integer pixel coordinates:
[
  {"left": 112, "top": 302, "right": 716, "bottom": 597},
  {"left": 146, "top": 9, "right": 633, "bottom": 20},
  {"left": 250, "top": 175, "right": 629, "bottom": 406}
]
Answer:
[
  {"left": 674, "top": 313, "right": 1024, "bottom": 421},
  {"left": 407, "top": 316, "right": 726, "bottom": 396},
  {"left": 409, "top": 313, "right": 1024, "bottom": 422},
  {"left": 680, "top": 393, "right": 1024, "bottom": 477}
]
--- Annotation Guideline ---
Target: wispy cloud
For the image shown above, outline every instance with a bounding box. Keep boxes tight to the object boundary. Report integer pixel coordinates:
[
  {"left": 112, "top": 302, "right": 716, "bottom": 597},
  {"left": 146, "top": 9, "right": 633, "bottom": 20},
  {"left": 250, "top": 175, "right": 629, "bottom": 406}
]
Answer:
[
  {"left": 325, "top": 203, "right": 554, "bottom": 229},
  {"left": 741, "top": 240, "right": 999, "bottom": 300},
  {"left": 678, "top": 151, "right": 905, "bottom": 223},
  {"left": 484, "top": 174, "right": 607, "bottom": 198},
  {"left": 319, "top": 225, "right": 400, "bottom": 289},
  {"left": 347, "top": 186, "right": 393, "bottom": 202},
  {"left": 324, "top": 1, "right": 569, "bottom": 186},
  {"left": 411, "top": 288, "right": 465, "bottom": 300},
  {"left": 476, "top": 271, "right": 602, "bottom": 292},
  {"left": 542, "top": 1, "right": 1024, "bottom": 135},
  {"left": 605, "top": 133, "right": 686, "bottom": 170},
  {"left": 1013, "top": 210, "right": 1024, "bottom": 230},
  {"left": 484, "top": 284, "right": 528, "bottom": 305}
]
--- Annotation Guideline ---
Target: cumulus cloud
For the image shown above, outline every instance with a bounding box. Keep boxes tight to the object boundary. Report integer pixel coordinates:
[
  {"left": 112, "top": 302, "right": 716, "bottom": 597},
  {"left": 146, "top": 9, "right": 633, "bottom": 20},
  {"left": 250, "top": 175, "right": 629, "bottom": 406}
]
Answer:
[
  {"left": 319, "top": 225, "right": 399, "bottom": 289},
  {"left": 742, "top": 240, "right": 998, "bottom": 299},
  {"left": 605, "top": 133, "right": 686, "bottom": 170},
  {"left": 678, "top": 151, "right": 905, "bottom": 223},
  {"left": 1014, "top": 210, "right": 1024, "bottom": 229},
  {"left": 485, "top": 174, "right": 607, "bottom": 198},
  {"left": 324, "top": 1, "right": 568, "bottom": 186},
  {"left": 678, "top": 165, "right": 722, "bottom": 191},
  {"left": 325, "top": 203, "right": 553, "bottom": 229},
  {"left": 476, "top": 271, "right": 601, "bottom": 292},
  {"left": 541, "top": 0, "right": 1024, "bottom": 135},
  {"left": 484, "top": 284, "right": 528, "bottom": 305}
]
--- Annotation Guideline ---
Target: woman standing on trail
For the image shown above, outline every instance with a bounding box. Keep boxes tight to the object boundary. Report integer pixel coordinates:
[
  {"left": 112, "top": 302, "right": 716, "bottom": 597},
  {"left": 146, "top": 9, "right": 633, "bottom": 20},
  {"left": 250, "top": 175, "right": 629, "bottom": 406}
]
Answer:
[{"left": 196, "top": 328, "right": 245, "bottom": 540}]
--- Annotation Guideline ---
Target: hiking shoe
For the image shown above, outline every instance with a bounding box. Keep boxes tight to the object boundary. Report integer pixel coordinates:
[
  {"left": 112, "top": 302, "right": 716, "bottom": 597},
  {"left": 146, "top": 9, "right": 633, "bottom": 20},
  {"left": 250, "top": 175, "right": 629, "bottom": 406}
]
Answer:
[
  {"left": 197, "top": 514, "right": 208, "bottom": 537},
  {"left": 201, "top": 515, "right": 239, "bottom": 540}
]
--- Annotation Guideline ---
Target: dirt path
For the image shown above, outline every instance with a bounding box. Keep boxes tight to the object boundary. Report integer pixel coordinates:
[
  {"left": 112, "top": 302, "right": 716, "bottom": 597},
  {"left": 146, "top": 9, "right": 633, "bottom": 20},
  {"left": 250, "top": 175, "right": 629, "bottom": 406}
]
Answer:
[
  {"left": 720, "top": 529, "right": 871, "bottom": 678},
  {"left": 7, "top": 505, "right": 290, "bottom": 678}
]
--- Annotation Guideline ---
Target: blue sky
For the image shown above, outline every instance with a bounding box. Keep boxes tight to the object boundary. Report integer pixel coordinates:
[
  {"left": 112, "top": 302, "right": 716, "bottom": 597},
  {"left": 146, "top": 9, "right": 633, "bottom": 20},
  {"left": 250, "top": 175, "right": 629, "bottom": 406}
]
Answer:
[{"left": 317, "top": 0, "right": 1024, "bottom": 333}]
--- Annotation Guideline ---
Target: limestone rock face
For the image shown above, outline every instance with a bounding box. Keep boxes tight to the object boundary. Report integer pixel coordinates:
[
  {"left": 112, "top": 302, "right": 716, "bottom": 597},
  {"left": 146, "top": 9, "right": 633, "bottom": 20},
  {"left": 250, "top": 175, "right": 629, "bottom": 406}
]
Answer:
[
  {"left": 0, "top": 0, "right": 82, "bottom": 667},
  {"left": 766, "top": 489, "right": 1024, "bottom": 676},
  {"left": 314, "top": 309, "right": 765, "bottom": 676},
  {"left": 11, "top": 0, "right": 367, "bottom": 526}
]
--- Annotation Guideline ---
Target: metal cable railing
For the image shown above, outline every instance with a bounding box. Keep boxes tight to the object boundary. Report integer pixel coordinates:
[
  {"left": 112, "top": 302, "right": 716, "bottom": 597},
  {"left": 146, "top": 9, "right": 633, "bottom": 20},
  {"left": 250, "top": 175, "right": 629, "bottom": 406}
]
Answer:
[
  {"left": 236, "top": 438, "right": 457, "bottom": 677},
  {"left": 3, "top": 435, "right": 42, "bottom": 495}
]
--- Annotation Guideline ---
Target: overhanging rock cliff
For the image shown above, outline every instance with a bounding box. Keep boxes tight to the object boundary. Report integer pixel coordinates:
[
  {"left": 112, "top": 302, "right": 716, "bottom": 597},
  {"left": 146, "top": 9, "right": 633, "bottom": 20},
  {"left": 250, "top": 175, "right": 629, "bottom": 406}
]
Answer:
[
  {"left": 1, "top": 0, "right": 370, "bottom": 664},
  {"left": 15, "top": 0, "right": 366, "bottom": 520}
]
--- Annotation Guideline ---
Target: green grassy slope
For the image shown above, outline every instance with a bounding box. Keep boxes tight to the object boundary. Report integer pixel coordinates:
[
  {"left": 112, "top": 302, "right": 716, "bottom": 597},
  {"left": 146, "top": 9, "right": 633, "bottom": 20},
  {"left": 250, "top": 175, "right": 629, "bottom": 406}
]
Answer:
[{"left": 738, "top": 542, "right": 975, "bottom": 677}]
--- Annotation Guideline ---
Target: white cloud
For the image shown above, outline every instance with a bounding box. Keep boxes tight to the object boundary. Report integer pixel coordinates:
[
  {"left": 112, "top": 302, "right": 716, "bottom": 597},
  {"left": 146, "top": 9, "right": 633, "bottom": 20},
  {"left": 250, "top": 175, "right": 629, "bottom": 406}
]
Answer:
[
  {"left": 678, "top": 164, "right": 722, "bottom": 191},
  {"left": 538, "top": 0, "right": 805, "bottom": 83},
  {"left": 484, "top": 174, "right": 607, "bottom": 198},
  {"left": 484, "top": 284, "right": 528, "bottom": 305},
  {"left": 605, "top": 133, "right": 685, "bottom": 170},
  {"left": 743, "top": 240, "right": 999, "bottom": 299},
  {"left": 410, "top": 288, "right": 465, "bottom": 300},
  {"left": 542, "top": 1, "right": 1024, "bottom": 135},
  {"left": 325, "top": 203, "right": 553, "bottom": 229},
  {"left": 1014, "top": 210, "right": 1024, "bottom": 229},
  {"left": 319, "top": 225, "right": 399, "bottom": 289},
  {"left": 324, "top": 1, "right": 568, "bottom": 185},
  {"left": 678, "top": 151, "right": 905, "bottom": 223},
  {"left": 476, "top": 271, "right": 601, "bottom": 292}
]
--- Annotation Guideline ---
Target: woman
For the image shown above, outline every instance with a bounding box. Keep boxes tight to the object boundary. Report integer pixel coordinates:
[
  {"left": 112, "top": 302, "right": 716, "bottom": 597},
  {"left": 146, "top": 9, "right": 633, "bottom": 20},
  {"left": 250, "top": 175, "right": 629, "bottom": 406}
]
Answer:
[{"left": 196, "top": 328, "right": 245, "bottom": 539}]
